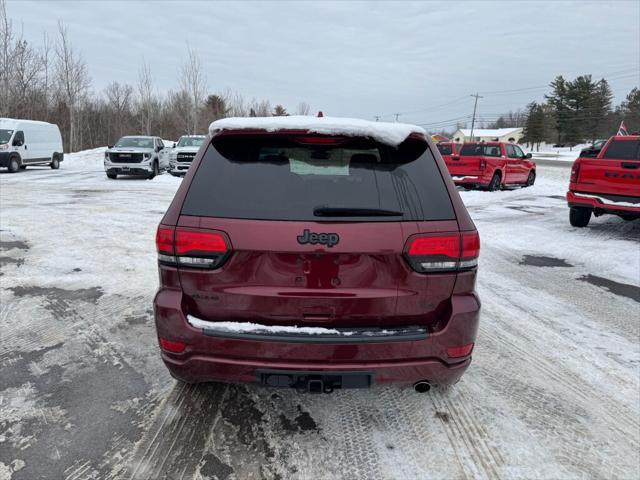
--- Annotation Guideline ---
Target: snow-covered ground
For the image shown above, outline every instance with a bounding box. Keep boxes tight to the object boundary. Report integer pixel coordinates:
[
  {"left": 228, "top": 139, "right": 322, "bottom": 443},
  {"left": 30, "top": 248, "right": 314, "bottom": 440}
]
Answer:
[
  {"left": 526, "top": 143, "right": 590, "bottom": 163},
  {"left": 0, "top": 150, "right": 638, "bottom": 479}
]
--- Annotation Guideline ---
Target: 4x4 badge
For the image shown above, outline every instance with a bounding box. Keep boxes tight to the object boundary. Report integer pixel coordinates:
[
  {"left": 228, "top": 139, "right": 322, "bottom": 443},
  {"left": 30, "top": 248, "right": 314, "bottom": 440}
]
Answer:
[{"left": 297, "top": 229, "right": 340, "bottom": 248}]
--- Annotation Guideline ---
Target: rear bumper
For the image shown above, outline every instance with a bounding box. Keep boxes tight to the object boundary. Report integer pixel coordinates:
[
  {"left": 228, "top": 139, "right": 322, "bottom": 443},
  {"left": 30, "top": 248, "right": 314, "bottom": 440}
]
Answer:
[
  {"left": 451, "top": 174, "right": 490, "bottom": 187},
  {"left": 153, "top": 287, "right": 480, "bottom": 387},
  {"left": 567, "top": 191, "right": 640, "bottom": 215}
]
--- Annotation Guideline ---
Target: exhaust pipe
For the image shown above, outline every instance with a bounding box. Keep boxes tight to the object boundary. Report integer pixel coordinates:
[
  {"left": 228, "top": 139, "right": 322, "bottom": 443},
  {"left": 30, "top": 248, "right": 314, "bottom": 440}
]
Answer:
[{"left": 413, "top": 381, "right": 432, "bottom": 393}]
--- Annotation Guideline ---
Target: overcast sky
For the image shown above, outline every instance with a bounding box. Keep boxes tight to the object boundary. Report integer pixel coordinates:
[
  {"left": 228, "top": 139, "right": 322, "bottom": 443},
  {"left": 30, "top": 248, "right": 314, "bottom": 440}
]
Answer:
[{"left": 7, "top": 0, "right": 640, "bottom": 131}]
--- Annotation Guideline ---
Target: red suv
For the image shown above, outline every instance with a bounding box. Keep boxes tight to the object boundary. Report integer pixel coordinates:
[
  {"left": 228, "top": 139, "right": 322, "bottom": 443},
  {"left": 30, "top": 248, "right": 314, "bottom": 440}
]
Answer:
[
  {"left": 444, "top": 142, "right": 536, "bottom": 191},
  {"left": 568, "top": 135, "right": 640, "bottom": 226},
  {"left": 154, "top": 117, "right": 480, "bottom": 393}
]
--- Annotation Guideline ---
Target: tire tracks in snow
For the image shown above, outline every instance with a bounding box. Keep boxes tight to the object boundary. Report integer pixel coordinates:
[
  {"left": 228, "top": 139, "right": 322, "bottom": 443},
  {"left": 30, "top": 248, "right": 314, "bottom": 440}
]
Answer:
[{"left": 123, "top": 382, "right": 227, "bottom": 480}]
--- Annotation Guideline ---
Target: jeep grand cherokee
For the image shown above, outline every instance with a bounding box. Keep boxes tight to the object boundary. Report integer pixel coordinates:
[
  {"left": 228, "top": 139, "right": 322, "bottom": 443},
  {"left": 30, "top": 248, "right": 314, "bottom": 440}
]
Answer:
[{"left": 153, "top": 116, "right": 481, "bottom": 393}]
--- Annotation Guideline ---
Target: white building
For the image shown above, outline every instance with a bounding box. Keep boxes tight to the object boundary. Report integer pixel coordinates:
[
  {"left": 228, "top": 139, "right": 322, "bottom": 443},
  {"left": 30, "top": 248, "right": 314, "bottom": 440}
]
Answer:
[{"left": 451, "top": 127, "right": 524, "bottom": 144}]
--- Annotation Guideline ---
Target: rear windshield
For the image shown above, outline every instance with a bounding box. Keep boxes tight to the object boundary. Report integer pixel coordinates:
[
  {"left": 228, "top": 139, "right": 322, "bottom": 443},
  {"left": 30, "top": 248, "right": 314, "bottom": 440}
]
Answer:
[
  {"left": 181, "top": 136, "right": 455, "bottom": 222},
  {"left": 460, "top": 144, "right": 502, "bottom": 157},
  {"left": 436, "top": 144, "right": 452, "bottom": 155},
  {"left": 115, "top": 137, "right": 154, "bottom": 148},
  {"left": 0, "top": 129, "right": 13, "bottom": 144},
  {"left": 602, "top": 140, "right": 640, "bottom": 160}
]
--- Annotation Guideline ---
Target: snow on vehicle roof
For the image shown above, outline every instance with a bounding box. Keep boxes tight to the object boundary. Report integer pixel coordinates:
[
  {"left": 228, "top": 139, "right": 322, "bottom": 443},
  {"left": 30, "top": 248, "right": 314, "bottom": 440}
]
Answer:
[
  {"left": 209, "top": 116, "right": 426, "bottom": 147},
  {"left": 0, "top": 117, "right": 56, "bottom": 127}
]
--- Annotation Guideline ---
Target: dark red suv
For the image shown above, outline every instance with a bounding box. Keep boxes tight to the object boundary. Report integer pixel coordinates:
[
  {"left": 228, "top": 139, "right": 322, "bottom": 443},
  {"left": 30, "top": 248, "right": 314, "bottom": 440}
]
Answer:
[{"left": 154, "top": 117, "right": 480, "bottom": 392}]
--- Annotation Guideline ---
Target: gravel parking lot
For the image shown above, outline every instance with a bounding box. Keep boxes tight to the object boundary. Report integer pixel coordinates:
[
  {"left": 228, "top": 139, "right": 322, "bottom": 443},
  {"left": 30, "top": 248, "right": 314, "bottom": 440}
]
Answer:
[{"left": 1, "top": 154, "right": 639, "bottom": 480}]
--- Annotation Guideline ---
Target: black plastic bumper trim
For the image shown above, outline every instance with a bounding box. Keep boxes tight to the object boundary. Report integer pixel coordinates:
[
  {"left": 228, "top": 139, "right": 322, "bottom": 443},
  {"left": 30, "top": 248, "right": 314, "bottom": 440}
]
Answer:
[{"left": 201, "top": 325, "right": 428, "bottom": 344}]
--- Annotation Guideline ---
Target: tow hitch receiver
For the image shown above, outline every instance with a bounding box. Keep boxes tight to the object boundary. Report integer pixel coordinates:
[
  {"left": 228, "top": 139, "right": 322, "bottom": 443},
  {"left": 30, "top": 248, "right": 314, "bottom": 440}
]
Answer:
[{"left": 257, "top": 370, "right": 372, "bottom": 393}]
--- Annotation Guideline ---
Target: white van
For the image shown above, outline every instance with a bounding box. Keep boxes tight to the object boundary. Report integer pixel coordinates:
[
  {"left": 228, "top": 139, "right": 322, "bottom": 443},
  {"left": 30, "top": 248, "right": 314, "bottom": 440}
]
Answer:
[{"left": 0, "top": 118, "right": 64, "bottom": 173}]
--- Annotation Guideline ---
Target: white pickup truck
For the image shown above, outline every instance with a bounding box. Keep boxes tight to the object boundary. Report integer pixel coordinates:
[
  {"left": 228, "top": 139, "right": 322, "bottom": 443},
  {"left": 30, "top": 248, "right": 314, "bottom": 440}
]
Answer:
[
  {"left": 169, "top": 135, "right": 206, "bottom": 176},
  {"left": 104, "top": 136, "right": 169, "bottom": 179}
]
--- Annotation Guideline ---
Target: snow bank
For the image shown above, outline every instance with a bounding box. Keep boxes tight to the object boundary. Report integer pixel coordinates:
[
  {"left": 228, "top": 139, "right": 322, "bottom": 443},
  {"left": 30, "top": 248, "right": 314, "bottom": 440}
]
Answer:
[
  {"left": 209, "top": 116, "right": 426, "bottom": 147},
  {"left": 65, "top": 147, "right": 107, "bottom": 171}
]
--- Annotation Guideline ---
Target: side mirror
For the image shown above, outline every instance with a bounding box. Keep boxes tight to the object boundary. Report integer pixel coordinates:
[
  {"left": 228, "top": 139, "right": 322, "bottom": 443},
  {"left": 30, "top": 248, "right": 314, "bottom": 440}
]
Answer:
[
  {"left": 526, "top": 153, "right": 532, "bottom": 159},
  {"left": 172, "top": 143, "right": 176, "bottom": 148},
  {"left": 13, "top": 140, "right": 23, "bottom": 147},
  {"left": 107, "top": 145, "right": 113, "bottom": 149},
  {"left": 155, "top": 146, "right": 162, "bottom": 152},
  {"left": 452, "top": 154, "right": 460, "bottom": 160}
]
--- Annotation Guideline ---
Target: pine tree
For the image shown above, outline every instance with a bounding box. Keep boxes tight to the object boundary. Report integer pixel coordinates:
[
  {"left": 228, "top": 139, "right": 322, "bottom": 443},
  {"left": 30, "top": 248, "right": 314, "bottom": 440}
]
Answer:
[
  {"left": 545, "top": 76, "right": 570, "bottom": 144},
  {"left": 620, "top": 87, "right": 640, "bottom": 133},
  {"left": 272, "top": 104, "right": 288, "bottom": 116},
  {"left": 523, "top": 102, "right": 546, "bottom": 151}
]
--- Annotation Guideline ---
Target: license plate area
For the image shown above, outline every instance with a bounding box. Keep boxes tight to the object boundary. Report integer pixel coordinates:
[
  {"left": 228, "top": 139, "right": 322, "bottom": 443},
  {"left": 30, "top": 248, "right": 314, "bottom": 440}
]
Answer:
[{"left": 257, "top": 369, "right": 372, "bottom": 393}]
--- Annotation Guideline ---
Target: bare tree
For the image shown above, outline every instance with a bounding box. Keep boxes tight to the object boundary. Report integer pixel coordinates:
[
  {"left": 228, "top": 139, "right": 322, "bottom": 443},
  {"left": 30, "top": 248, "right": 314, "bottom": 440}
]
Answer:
[
  {"left": 167, "top": 89, "right": 192, "bottom": 134},
  {"left": 11, "top": 39, "right": 42, "bottom": 117},
  {"left": 54, "top": 21, "right": 90, "bottom": 151},
  {"left": 137, "top": 59, "right": 155, "bottom": 135},
  {"left": 178, "top": 45, "right": 206, "bottom": 134},
  {"left": 296, "top": 101, "right": 311, "bottom": 116},
  {"left": 225, "top": 89, "right": 248, "bottom": 117},
  {"left": 104, "top": 81, "right": 133, "bottom": 141},
  {"left": 40, "top": 32, "right": 52, "bottom": 118},
  {"left": 0, "top": 0, "right": 13, "bottom": 116}
]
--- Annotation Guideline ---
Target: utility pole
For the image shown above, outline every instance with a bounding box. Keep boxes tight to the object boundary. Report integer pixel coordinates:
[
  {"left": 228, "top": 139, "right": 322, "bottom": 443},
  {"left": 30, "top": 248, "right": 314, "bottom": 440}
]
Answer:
[
  {"left": 394, "top": 113, "right": 400, "bottom": 122},
  {"left": 469, "top": 93, "right": 483, "bottom": 141}
]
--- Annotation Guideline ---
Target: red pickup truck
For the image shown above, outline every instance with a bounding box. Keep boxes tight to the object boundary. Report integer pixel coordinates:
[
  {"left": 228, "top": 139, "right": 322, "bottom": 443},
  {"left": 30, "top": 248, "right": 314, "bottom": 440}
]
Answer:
[
  {"left": 443, "top": 142, "right": 536, "bottom": 191},
  {"left": 436, "top": 142, "right": 462, "bottom": 162},
  {"left": 567, "top": 135, "right": 640, "bottom": 227}
]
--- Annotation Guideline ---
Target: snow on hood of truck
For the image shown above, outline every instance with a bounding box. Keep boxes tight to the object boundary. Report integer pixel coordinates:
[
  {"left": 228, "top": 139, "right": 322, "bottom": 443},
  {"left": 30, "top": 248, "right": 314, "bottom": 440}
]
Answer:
[{"left": 208, "top": 116, "right": 426, "bottom": 147}]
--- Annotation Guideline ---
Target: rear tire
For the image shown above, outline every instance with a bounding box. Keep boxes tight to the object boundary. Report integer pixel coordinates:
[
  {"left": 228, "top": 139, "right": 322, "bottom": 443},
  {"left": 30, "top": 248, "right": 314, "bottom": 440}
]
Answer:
[
  {"left": 7, "top": 157, "right": 20, "bottom": 173},
  {"left": 106, "top": 172, "right": 117, "bottom": 179},
  {"left": 487, "top": 173, "right": 501, "bottom": 191},
  {"left": 570, "top": 206, "right": 591, "bottom": 227},
  {"left": 50, "top": 156, "right": 60, "bottom": 169},
  {"left": 148, "top": 161, "right": 158, "bottom": 180},
  {"left": 526, "top": 170, "right": 536, "bottom": 187}
]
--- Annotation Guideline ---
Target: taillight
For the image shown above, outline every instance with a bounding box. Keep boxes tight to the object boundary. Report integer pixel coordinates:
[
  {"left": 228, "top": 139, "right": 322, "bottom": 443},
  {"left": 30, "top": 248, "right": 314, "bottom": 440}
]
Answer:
[
  {"left": 156, "top": 225, "right": 230, "bottom": 269},
  {"left": 460, "top": 231, "right": 480, "bottom": 269},
  {"left": 405, "top": 231, "right": 479, "bottom": 273},
  {"left": 156, "top": 226, "right": 174, "bottom": 254},
  {"left": 447, "top": 343, "right": 474, "bottom": 358},
  {"left": 570, "top": 160, "right": 580, "bottom": 183},
  {"left": 159, "top": 337, "right": 186, "bottom": 354}
]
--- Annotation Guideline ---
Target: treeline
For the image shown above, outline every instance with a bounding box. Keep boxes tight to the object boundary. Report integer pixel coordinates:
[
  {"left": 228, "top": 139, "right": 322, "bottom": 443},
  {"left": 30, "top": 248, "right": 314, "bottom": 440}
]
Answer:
[
  {"left": 0, "top": 1, "right": 310, "bottom": 152},
  {"left": 486, "top": 76, "right": 638, "bottom": 149}
]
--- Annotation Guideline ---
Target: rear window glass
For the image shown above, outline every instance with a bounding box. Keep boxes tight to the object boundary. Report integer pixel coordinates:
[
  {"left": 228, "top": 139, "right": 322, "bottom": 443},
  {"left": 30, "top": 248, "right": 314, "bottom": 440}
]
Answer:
[
  {"left": 181, "top": 136, "right": 455, "bottom": 222},
  {"left": 460, "top": 144, "right": 502, "bottom": 157},
  {"left": 436, "top": 144, "right": 452, "bottom": 155},
  {"left": 602, "top": 140, "right": 640, "bottom": 160}
]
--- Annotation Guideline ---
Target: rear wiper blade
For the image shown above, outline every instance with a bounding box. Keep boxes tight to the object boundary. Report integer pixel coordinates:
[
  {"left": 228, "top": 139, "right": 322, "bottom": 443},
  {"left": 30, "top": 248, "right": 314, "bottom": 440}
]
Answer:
[{"left": 313, "top": 206, "right": 404, "bottom": 217}]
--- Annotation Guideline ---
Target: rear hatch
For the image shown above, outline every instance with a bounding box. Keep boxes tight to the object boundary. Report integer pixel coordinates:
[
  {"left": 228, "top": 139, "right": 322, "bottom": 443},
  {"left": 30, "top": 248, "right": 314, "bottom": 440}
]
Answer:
[
  {"left": 168, "top": 133, "right": 466, "bottom": 330},
  {"left": 449, "top": 143, "right": 502, "bottom": 176},
  {"left": 574, "top": 138, "right": 640, "bottom": 199}
]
